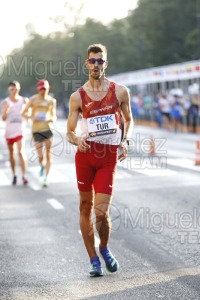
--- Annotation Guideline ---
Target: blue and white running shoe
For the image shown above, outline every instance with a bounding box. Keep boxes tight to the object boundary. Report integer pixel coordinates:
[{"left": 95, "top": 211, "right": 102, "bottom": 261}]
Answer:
[
  {"left": 100, "top": 247, "right": 119, "bottom": 273},
  {"left": 89, "top": 257, "right": 104, "bottom": 277}
]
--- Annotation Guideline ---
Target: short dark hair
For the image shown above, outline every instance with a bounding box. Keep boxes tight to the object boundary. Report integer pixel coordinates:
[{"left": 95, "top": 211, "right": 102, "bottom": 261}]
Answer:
[
  {"left": 8, "top": 80, "right": 20, "bottom": 88},
  {"left": 87, "top": 44, "right": 107, "bottom": 57}
]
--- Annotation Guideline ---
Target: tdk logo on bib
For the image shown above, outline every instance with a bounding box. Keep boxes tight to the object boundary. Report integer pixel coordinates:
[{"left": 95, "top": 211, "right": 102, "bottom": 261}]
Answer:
[
  {"left": 87, "top": 113, "right": 117, "bottom": 137},
  {"left": 89, "top": 115, "right": 113, "bottom": 124},
  {"left": 89, "top": 118, "right": 95, "bottom": 125},
  {"left": 94, "top": 115, "right": 114, "bottom": 123}
]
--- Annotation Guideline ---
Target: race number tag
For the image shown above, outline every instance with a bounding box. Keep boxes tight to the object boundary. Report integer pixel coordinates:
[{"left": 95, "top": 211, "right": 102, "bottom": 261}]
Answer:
[
  {"left": 87, "top": 114, "right": 117, "bottom": 137},
  {"left": 35, "top": 111, "right": 47, "bottom": 122},
  {"left": 10, "top": 114, "right": 22, "bottom": 123}
]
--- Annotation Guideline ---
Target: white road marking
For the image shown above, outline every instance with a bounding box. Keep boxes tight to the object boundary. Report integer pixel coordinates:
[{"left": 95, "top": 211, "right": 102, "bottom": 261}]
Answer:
[
  {"left": 67, "top": 267, "right": 200, "bottom": 298},
  {"left": 46, "top": 198, "right": 64, "bottom": 210},
  {"left": 115, "top": 172, "right": 123, "bottom": 179},
  {"left": 0, "top": 170, "right": 10, "bottom": 186},
  {"left": 28, "top": 182, "right": 42, "bottom": 191},
  {"left": 133, "top": 168, "right": 177, "bottom": 177},
  {"left": 117, "top": 169, "right": 133, "bottom": 178},
  {"left": 166, "top": 149, "right": 195, "bottom": 160},
  {"left": 5, "top": 161, "right": 10, "bottom": 167},
  {"left": 78, "top": 230, "right": 100, "bottom": 248},
  {"left": 94, "top": 235, "right": 100, "bottom": 247},
  {"left": 167, "top": 158, "right": 200, "bottom": 172},
  {"left": 0, "top": 163, "right": 74, "bottom": 189},
  {"left": 48, "top": 170, "right": 69, "bottom": 183},
  {"left": 29, "top": 166, "right": 69, "bottom": 183},
  {"left": 14, "top": 267, "right": 200, "bottom": 298}
]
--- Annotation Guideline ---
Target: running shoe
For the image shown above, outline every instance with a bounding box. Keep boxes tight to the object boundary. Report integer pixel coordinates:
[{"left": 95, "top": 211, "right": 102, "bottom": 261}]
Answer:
[
  {"left": 89, "top": 257, "right": 104, "bottom": 277},
  {"left": 99, "top": 246, "right": 119, "bottom": 273},
  {"left": 22, "top": 177, "right": 28, "bottom": 185},
  {"left": 39, "top": 165, "right": 45, "bottom": 177},
  {"left": 42, "top": 177, "right": 48, "bottom": 187},
  {"left": 12, "top": 176, "right": 17, "bottom": 185}
]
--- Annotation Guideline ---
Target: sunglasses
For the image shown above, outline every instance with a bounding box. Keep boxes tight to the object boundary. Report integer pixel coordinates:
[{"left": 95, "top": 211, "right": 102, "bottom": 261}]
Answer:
[{"left": 87, "top": 58, "right": 105, "bottom": 65}]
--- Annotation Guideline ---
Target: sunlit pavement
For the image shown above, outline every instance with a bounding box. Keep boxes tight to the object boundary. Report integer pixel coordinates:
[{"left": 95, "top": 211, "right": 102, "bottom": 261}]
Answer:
[{"left": 0, "top": 119, "right": 200, "bottom": 299}]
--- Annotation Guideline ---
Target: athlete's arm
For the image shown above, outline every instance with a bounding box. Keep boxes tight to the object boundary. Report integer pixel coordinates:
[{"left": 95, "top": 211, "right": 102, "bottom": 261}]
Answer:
[
  {"left": 67, "top": 93, "right": 90, "bottom": 151},
  {"left": 1, "top": 100, "right": 10, "bottom": 121},
  {"left": 23, "top": 97, "right": 29, "bottom": 105},
  {"left": 119, "top": 87, "right": 134, "bottom": 142},
  {"left": 21, "top": 97, "right": 33, "bottom": 120},
  {"left": 116, "top": 85, "right": 134, "bottom": 161},
  {"left": 48, "top": 98, "right": 57, "bottom": 123}
]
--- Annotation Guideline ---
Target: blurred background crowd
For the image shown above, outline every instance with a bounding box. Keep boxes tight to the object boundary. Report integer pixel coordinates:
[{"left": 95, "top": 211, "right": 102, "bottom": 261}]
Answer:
[{"left": 130, "top": 84, "right": 200, "bottom": 133}]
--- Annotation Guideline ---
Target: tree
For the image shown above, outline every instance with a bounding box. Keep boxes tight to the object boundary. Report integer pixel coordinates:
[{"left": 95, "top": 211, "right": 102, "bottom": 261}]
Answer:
[{"left": 0, "top": 0, "right": 199, "bottom": 100}]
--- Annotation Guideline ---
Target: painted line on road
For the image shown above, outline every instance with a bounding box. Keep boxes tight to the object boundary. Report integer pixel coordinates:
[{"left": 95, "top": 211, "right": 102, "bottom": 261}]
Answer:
[
  {"left": 167, "top": 158, "right": 200, "bottom": 172},
  {"left": 5, "top": 161, "right": 10, "bottom": 167},
  {"left": 115, "top": 172, "right": 123, "bottom": 179},
  {"left": 0, "top": 170, "right": 10, "bottom": 186},
  {"left": 47, "top": 198, "right": 65, "bottom": 210},
  {"left": 28, "top": 182, "right": 42, "bottom": 191},
  {"left": 29, "top": 166, "right": 69, "bottom": 183},
  {"left": 78, "top": 230, "right": 100, "bottom": 248},
  {"left": 133, "top": 168, "right": 177, "bottom": 177},
  {"left": 67, "top": 267, "right": 200, "bottom": 298},
  {"left": 116, "top": 170, "right": 132, "bottom": 179}
]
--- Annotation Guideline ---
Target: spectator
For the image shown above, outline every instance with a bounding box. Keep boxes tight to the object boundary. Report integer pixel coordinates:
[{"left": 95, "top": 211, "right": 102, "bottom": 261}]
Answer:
[
  {"left": 159, "top": 93, "right": 171, "bottom": 130},
  {"left": 188, "top": 93, "right": 200, "bottom": 133}
]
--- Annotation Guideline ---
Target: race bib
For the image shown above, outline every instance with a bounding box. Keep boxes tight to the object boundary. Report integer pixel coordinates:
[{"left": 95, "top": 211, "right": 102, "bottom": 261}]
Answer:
[
  {"left": 10, "top": 114, "right": 22, "bottom": 123},
  {"left": 35, "top": 111, "right": 47, "bottom": 122},
  {"left": 87, "top": 114, "right": 117, "bottom": 137}
]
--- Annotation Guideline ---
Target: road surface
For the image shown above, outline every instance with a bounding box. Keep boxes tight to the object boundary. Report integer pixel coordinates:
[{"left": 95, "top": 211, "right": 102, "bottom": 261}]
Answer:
[{"left": 0, "top": 120, "right": 200, "bottom": 300}]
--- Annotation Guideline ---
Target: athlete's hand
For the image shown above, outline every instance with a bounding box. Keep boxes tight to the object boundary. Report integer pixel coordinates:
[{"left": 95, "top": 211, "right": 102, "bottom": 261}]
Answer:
[
  {"left": 5, "top": 103, "right": 12, "bottom": 113},
  {"left": 2, "top": 102, "right": 12, "bottom": 120},
  {"left": 118, "top": 141, "right": 128, "bottom": 161},
  {"left": 78, "top": 137, "right": 90, "bottom": 152}
]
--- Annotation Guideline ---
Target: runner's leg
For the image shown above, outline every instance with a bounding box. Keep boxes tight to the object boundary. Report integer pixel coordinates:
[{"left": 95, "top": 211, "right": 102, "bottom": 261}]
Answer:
[
  {"left": 7, "top": 142, "right": 16, "bottom": 176},
  {"left": 34, "top": 140, "right": 44, "bottom": 166},
  {"left": 44, "top": 138, "right": 52, "bottom": 177},
  {"left": 92, "top": 152, "right": 119, "bottom": 273},
  {"left": 16, "top": 138, "right": 27, "bottom": 176},
  {"left": 94, "top": 193, "right": 112, "bottom": 248},
  {"left": 95, "top": 192, "right": 119, "bottom": 272},
  {"left": 79, "top": 190, "right": 97, "bottom": 258}
]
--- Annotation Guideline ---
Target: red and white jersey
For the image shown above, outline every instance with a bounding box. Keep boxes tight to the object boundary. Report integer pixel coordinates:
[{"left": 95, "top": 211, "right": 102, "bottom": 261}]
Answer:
[
  {"left": 79, "top": 81, "right": 122, "bottom": 145},
  {"left": 4, "top": 96, "right": 26, "bottom": 138}
]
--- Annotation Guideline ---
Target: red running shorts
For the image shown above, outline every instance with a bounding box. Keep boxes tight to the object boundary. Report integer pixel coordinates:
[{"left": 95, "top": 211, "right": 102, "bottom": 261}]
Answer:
[
  {"left": 6, "top": 135, "right": 23, "bottom": 145},
  {"left": 75, "top": 142, "right": 118, "bottom": 195}
]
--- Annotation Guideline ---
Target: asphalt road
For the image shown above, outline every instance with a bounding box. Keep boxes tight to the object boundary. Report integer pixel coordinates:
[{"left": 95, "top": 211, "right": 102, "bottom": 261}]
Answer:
[{"left": 0, "top": 120, "right": 200, "bottom": 300}]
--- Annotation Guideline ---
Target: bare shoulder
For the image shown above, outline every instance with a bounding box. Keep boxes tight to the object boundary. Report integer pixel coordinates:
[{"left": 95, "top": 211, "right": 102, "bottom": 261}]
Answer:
[
  {"left": 70, "top": 90, "right": 81, "bottom": 101},
  {"left": 52, "top": 98, "right": 57, "bottom": 106},
  {"left": 22, "top": 96, "right": 29, "bottom": 104},
  {"left": 29, "top": 94, "right": 37, "bottom": 103},
  {"left": 48, "top": 95, "right": 57, "bottom": 104},
  {"left": 114, "top": 82, "right": 130, "bottom": 104},
  {"left": 1, "top": 98, "right": 8, "bottom": 106},
  {"left": 69, "top": 90, "right": 82, "bottom": 108},
  {"left": 114, "top": 82, "right": 129, "bottom": 94}
]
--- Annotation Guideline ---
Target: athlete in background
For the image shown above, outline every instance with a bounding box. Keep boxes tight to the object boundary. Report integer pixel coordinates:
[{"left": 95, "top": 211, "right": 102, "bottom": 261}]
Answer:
[
  {"left": 1, "top": 81, "right": 28, "bottom": 185},
  {"left": 22, "top": 80, "right": 56, "bottom": 187}
]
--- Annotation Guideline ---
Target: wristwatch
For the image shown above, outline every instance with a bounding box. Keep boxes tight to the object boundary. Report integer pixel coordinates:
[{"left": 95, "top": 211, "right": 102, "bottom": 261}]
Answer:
[{"left": 123, "top": 138, "right": 130, "bottom": 146}]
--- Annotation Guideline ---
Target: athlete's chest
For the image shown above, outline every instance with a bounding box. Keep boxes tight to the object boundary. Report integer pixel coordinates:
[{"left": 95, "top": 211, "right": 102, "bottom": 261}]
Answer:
[
  {"left": 33, "top": 100, "right": 51, "bottom": 110},
  {"left": 8, "top": 100, "right": 23, "bottom": 113},
  {"left": 82, "top": 96, "right": 118, "bottom": 116},
  {"left": 84, "top": 89, "right": 108, "bottom": 101}
]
